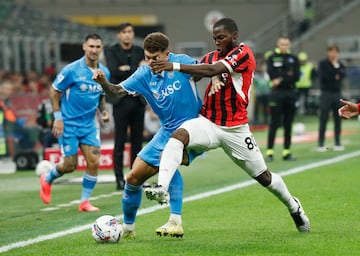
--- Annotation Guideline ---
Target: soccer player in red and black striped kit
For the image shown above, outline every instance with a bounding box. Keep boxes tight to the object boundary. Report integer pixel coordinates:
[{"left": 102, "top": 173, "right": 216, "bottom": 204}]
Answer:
[{"left": 147, "top": 18, "right": 310, "bottom": 233}]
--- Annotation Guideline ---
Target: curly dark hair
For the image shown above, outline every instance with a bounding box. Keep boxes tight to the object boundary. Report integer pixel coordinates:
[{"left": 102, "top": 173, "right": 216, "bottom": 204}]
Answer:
[{"left": 143, "top": 32, "right": 169, "bottom": 53}]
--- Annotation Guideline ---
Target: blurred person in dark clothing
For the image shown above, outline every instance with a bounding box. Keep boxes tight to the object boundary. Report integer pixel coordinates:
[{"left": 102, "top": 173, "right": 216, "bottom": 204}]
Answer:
[
  {"left": 266, "top": 36, "right": 300, "bottom": 162},
  {"left": 104, "top": 22, "right": 147, "bottom": 190},
  {"left": 317, "top": 45, "right": 346, "bottom": 152}
]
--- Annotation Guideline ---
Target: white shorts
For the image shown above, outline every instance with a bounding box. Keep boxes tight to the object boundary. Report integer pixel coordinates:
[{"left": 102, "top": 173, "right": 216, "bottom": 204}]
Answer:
[{"left": 180, "top": 115, "right": 267, "bottom": 177}]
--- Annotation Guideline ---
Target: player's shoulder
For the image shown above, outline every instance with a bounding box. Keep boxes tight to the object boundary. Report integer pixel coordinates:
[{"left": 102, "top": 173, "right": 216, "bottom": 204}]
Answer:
[{"left": 169, "top": 52, "right": 196, "bottom": 64}]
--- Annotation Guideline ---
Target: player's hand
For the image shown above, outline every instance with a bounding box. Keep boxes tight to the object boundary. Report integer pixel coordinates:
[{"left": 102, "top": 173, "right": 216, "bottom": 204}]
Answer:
[
  {"left": 93, "top": 70, "right": 106, "bottom": 85},
  {"left": 52, "top": 119, "right": 64, "bottom": 138},
  {"left": 338, "top": 99, "right": 359, "bottom": 119},
  {"left": 101, "top": 110, "right": 110, "bottom": 123},
  {"left": 208, "top": 76, "right": 225, "bottom": 95},
  {"left": 150, "top": 59, "right": 173, "bottom": 73}
]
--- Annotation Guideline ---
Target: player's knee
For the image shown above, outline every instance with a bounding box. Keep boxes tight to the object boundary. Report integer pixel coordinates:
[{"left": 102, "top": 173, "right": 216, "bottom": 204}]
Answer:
[
  {"left": 125, "top": 170, "right": 147, "bottom": 186},
  {"left": 62, "top": 162, "right": 76, "bottom": 173},
  {"left": 172, "top": 128, "right": 189, "bottom": 146},
  {"left": 254, "top": 170, "right": 272, "bottom": 187}
]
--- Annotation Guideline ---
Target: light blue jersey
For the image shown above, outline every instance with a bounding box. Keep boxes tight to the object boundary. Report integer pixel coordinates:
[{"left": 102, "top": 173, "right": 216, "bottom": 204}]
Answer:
[
  {"left": 52, "top": 56, "right": 110, "bottom": 156},
  {"left": 122, "top": 53, "right": 202, "bottom": 131},
  {"left": 121, "top": 53, "right": 202, "bottom": 166}
]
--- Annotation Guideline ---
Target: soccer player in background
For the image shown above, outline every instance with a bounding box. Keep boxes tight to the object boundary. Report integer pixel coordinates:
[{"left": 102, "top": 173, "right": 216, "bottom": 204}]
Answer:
[
  {"left": 146, "top": 18, "right": 310, "bottom": 233},
  {"left": 93, "top": 32, "right": 203, "bottom": 238},
  {"left": 39, "top": 34, "right": 110, "bottom": 212}
]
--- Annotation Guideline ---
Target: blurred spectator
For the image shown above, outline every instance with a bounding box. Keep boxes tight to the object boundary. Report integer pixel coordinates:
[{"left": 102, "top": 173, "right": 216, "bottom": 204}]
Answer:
[
  {"left": 36, "top": 98, "right": 57, "bottom": 150},
  {"left": 296, "top": 51, "right": 317, "bottom": 115},
  {"left": 298, "top": 0, "right": 314, "bottom": 35},
  {"left": 253, "top": 62, "right": 270, "bottom": 125},
  {"left": 23, "top": 70, "right": 42, "bottom": 93},
  {"left": 0, "top": 80, "right": 36, "bottom": 156}
]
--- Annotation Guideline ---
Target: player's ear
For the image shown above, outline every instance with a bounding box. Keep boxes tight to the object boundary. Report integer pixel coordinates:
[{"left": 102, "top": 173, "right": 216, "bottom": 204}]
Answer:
[{"left": 232, "top": 31, "right": 239, "bottom": 41}]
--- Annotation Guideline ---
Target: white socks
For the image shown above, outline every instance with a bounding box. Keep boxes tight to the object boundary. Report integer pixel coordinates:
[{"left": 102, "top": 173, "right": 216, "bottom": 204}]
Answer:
[
  {"left": 169, "top": 213, "right": 182, "bottom": 225},
  {"left": 267, "top": 172, "right": 298, "bottom": 213},
  {"left": 158, "top": 138, "right": 184, "bottom": 191}
]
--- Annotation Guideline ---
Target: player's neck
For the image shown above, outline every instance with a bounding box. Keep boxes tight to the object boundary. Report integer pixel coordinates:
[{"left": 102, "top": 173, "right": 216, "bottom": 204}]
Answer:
[{"left": 86, "top": 59, "right": 98, "bottom": 69}]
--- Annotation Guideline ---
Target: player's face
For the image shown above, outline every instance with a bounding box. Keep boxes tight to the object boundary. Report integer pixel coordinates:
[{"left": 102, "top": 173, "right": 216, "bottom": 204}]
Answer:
[
  {"left": 83, "top": 39, "right": 103, "bottom": 62},
  {"left": 118, "top": 26, "right": 134, "bottom": 45},
  {"left": 212, "top": 25, "right": 237, "bottom": 57},
  {"left": 144, "top": 50, "right": 169, "bottom": 66}
]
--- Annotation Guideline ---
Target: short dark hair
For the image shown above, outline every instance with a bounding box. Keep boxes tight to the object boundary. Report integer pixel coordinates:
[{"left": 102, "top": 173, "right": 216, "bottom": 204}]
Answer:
[
  {"left": 118, "top": 22, "right": 133, "bottom": 32},
  {"left": 327, "top": 44, "right": 339, "bottom": 52},
  {"left": 143, "top": 32, "right": 169, "bottom": 53},
  {"left": 213, "top": 18, "right": 238, "bottom": 33},
  {"left": 84, "top": 33, "right": 102, "bottom": 42}
]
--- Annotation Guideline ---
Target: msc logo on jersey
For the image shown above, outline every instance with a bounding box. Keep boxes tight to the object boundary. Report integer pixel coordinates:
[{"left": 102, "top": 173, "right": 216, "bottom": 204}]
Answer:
[
  {"left": 79, "top": 83, "right": 103, "bottom": 92},
  {"left": 152, "top": 80, "right": 182, "bottom": 100}
]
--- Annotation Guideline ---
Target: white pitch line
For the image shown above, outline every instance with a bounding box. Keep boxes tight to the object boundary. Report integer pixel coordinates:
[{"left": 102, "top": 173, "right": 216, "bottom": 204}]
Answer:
[
  {"left": 1, "top": 150, "right": 360, "bottom": 253},
  {"left": 40, "top": 191, "right": 122, "bottom": 212}
]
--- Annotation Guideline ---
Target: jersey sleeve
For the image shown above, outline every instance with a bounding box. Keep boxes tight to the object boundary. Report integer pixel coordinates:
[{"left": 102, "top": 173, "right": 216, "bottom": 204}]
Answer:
[
  {"left": 52, "top": 66, "right": 72, "bottom": 92},
  {"left": 121, "top": 65, "right": 148, "bottom": 95},
  {"left": 220, "top": 45, "right": 252, "bottom": 74}
]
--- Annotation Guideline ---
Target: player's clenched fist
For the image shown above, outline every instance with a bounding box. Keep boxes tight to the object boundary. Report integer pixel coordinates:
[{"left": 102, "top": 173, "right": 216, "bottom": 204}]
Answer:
[{"left": 93, "top": 70, "right": 106, "bottom": 85}]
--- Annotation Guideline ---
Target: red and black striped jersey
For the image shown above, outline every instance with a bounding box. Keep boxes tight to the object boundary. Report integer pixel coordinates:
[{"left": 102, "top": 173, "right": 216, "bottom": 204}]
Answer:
[{"left": 200, "top": 43, "right": 256, "bottom": 127}]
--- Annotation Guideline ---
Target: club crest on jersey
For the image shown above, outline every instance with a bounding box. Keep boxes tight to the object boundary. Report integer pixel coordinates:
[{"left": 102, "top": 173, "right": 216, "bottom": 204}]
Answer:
[{"left": 167, "top": 71, "right": 174, "bottom": 79}]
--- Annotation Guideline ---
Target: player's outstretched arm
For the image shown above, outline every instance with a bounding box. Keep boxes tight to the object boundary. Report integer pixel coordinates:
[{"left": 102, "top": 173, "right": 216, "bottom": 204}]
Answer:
[
  {"left": 93, "top": 70, "right": 127, "bottom": 98},
  {"left": 150, "top": 60, "right": 227, "bottom": 77},
  {"left": 338, "top": 99, "right": 360, "bottom": 119}
]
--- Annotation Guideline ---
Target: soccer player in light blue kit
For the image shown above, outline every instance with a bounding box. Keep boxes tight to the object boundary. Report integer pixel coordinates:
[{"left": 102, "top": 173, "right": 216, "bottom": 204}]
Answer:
[
  {"left": 40, "top": 34, "right": 111, "bottom": 212},
  {"left": 93, "top": 32, "right": 202, "bottom": 238}
]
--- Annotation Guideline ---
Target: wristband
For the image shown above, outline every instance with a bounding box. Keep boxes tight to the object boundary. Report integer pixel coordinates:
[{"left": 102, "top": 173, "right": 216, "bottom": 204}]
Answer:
[
  {"left": 173, "top": 62, "right": 181, "bottom": 72},
  {"left": 53, "top": 111, "right": 63, "bottom": 121}
]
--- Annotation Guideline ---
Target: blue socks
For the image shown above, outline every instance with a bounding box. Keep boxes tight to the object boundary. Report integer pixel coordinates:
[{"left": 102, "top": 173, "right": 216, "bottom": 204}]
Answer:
[
  {"left": 45, "top": 165, "right": 62, "bottom": 183},
  {"left": 122, "top": 183, "right": 142, "bottom": 224},
  {"left": 122, "top": 170, "right": 183, "bottom": 224},
  {"left": 168, "top": 169, "right": 183, "bottom": 215},
  {"left": 81, "top": 172, "right": 97, "bottom": 201}
]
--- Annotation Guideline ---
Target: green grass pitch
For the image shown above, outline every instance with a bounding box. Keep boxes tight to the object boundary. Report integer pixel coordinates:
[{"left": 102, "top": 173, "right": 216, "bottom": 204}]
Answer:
[{"left": 0, "top": 116, "right": 359, "bottom": 255}]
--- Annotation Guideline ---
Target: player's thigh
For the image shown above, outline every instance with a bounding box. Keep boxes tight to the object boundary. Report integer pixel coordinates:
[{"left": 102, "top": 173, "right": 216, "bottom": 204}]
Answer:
[
  {"left": 220, "top": 125, "right": 267, "bottom": 177},
  {"left": 180, "top": 115, "right": 220, "bottom": 151},
  {"left": 80, "top": 144, "right": 101, "bottom": 171}
]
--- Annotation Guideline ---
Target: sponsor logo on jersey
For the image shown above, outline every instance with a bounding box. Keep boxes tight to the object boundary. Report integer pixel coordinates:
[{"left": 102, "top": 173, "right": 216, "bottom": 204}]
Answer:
[{"left": 152, "top": 80, "right": 182, "bottom": 100}]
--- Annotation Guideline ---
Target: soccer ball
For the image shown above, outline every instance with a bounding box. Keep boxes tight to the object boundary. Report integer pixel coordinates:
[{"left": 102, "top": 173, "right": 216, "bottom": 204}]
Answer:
[
  {"left": 293, "top": 122, "right": 306, "bottom": 136},
  {"left": 91, "top": 215, "right": 123, "bottom": 243},
  {"left": 35, "top": 160, "right": 53, "bottom": 176}
]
